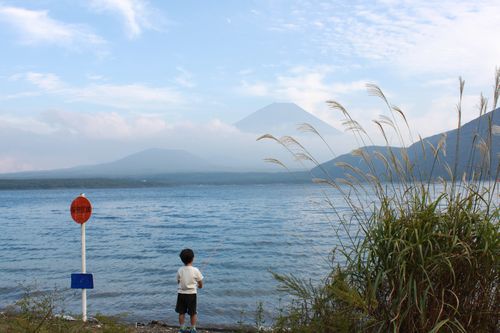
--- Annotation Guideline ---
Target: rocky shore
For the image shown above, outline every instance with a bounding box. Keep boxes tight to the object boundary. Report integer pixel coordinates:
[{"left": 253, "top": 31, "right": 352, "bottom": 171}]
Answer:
[
  {"left": 0, "top": 310, "right": 255, "bottom": 333},
  {"left": 134, "top": 321, "right": 246, "bottom": 333}
]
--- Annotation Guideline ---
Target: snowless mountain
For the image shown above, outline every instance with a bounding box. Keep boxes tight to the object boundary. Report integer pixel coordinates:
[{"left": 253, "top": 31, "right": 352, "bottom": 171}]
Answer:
[
  {"left": 313, "top": 108, "right": 499, "bottom": 180},
  {"left": 72, "top": 148, "right": 216, "bottom": 176},
  {"left": 1, "top": 148, "right": 215, "bottom": 178}
]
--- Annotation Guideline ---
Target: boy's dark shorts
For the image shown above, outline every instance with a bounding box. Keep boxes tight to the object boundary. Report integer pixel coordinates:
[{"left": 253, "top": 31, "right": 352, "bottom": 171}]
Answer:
[{"left": 175, "top": 293, "right": 197, "bottom": 315}]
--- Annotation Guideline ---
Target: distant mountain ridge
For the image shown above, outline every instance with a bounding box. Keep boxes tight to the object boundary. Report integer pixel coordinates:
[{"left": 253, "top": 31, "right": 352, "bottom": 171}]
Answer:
[
  {"left": 2, "top": 148, "right": 215, "bottom": 179},
  {"left": 313, "top": 108, "right": 499, "bottom": 180},
  {"left": 1, "top": 107, "right": 497, "bottom": 186},
  {"left": 235, "top": 102, "right": 341, "bottom": 135},
  {"left": 74, "top": 148, "right": 216, "bottom": 175}
]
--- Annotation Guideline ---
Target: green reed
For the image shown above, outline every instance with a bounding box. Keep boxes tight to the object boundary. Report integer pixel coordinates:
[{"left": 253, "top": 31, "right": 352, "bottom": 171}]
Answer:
[
  {"left": 262, "top": 70, "right": 499, "bottom": 332},
  {"left": 1, "top": 285, "right": 132, "bottom": 333}
]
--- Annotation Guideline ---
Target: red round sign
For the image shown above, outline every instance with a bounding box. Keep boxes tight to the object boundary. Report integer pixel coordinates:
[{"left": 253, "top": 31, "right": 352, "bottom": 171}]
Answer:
[{"left": 70, "top": 196, "right": 92, "bottom": 224}]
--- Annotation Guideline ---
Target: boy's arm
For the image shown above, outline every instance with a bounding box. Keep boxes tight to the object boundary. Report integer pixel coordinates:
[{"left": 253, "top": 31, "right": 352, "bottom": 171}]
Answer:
[{"left": 197, "top": 269, "right": 203, "bottom": 289}]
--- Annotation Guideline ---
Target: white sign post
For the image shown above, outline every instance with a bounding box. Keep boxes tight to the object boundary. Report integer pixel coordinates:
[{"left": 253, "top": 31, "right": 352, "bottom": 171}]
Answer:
[
  {"left": 81, "top": 221, "right": 87, "bottom": 322},
  {"left": 70, "top": 193, "right": 93, "bottom": 323}
]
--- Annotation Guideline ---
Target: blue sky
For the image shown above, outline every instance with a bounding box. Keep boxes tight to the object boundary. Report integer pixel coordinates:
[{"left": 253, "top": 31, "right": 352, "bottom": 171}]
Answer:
[{"left": 0, "top": 0, "right": 499, "bottom": 172}]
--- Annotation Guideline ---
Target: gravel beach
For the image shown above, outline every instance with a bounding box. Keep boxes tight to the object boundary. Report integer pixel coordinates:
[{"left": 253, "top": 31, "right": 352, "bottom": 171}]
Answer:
[{"left": 133, "top": 321, "right": 245, "bottom": 333}]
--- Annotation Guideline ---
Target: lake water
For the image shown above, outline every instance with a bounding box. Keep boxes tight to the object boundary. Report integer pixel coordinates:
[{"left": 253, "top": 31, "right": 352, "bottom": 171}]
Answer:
[{"left": 0, "top": 184, "right": 348, "bottom": 326}]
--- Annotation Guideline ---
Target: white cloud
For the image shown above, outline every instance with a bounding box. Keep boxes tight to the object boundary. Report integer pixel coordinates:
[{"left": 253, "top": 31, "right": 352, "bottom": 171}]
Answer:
[
  {"left": 409, "top": 93, "right": 481, "bottom": 138},
  {"left": 89, "top": 0, "right": 162, "bottom": 38},
  {"left": 266, "top": 1, "right": 500, "bottom": 82},
  {"left": 0, "top": 109, "right": 170, "bottom": 140},
  {"left": 331, "top": 81, "right": 367, "bottom": 95},
  {"left": 10, "top": 72, "right": 66, "bottom": 91},
  {"left": 0, "top": 109, "right": 241, "bottom": 146},
  {"left": 274, "top": 70, "right": 332, "bottom": 114},
  {"left": 202, "top": 119, "right": 239, "bottom": 134},
  {"left": 0, "top": 91, "right": 41, "bottom": 101},
  {"left": 16, "top": 71, "right": 185, "bottom": 110},
  {"left": 239, "top": 81, "right": 269, "bottom": 96},
  {"left": 0, "top": 114, "right": 55, "bottom": 134},
  {"left": 25, "top": 72, "right": 66, "bottom": 91},
  {"left": 0, "top": 6, "right": 106, "bottom": 49},
  {"left": 238, "top": 66, "right": 368, "bottom": 126},
  {"left": 390, "top": 2, "right": 499, "bottom": 82},
  {"left": 42, "top": 110, "right": 169, "bottom": 139},
  {"left": 269, "top": 20, "right": 300, "bottom": 32},
  {"left": 253, "top": 1, "right": 499, "bottom": 139}
]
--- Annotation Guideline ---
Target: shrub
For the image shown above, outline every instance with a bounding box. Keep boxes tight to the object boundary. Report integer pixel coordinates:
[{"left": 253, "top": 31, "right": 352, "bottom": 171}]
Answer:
[
  {"left": 0, "top": 284, "right": 132, "bottom": 333},
  {"left": 262, "top": 70, "right": 499, "bottom": 332}
]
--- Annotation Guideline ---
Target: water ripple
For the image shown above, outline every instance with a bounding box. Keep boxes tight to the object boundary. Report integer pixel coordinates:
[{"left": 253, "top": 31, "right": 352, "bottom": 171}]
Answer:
[{"left": 0, "top": 184, "right": 341, "bottom": 326}]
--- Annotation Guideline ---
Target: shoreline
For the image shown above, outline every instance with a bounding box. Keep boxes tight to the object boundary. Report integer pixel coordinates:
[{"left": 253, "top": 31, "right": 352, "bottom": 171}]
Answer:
[
  {"left": 0, "top": 310, "right": 258, "bottom": 333},
  {"left": 134, "top": 320, "right": 255, "bottom": 332}
]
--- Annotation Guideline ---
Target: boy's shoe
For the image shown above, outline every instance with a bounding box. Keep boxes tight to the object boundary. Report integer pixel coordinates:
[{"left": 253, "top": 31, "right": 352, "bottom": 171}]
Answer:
[
  {"left": 178, "top": 326, "right": 188, "bottom": 333},
  {"left": 190, "top": 328, "right": 197, "bottom": 333}
]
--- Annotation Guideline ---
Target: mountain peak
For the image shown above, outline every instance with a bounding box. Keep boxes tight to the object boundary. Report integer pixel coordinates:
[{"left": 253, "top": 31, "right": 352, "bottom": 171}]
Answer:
[
  {"left": 235, "top": 102, "right": 341, "bottom": 135},
  {"left": 97, "top": 148, "right": 213, "bottom": 175}
]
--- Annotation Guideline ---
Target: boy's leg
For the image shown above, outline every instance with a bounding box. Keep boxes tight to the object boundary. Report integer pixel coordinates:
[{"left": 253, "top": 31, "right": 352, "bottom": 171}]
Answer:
[
  {"left": 190, "top": 313, "right": 197, "bottom": 327},
  {"left": 179, "top": 313, "right": 185, "bottom": 326},
  {"left": 176, "top": 294, "right": 188, "bottom": 331},
  {"left": 187, "top": 294, "right": 198, "bottom": 331}
]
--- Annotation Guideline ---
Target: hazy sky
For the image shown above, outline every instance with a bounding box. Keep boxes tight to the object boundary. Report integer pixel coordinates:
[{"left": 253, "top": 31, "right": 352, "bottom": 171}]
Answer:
[{"left": 0, "top": 0, "right": 499, "bottom": 172}]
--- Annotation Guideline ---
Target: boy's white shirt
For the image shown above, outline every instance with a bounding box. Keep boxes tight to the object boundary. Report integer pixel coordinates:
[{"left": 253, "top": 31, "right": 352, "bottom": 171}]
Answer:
[{"left": 177, "top": 266, "right": 203, "bottom": 294}]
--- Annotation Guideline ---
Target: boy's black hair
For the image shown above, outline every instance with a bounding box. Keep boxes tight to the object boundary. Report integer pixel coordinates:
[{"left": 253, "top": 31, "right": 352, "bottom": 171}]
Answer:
[{"left": 179, "top": 248, "right": 194, "bottom": 265}]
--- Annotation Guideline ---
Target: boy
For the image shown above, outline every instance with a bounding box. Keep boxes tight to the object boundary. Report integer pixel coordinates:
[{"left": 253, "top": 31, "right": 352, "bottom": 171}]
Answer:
[{"left": 176, "top": 248, "right": 203, "bottom": 333}]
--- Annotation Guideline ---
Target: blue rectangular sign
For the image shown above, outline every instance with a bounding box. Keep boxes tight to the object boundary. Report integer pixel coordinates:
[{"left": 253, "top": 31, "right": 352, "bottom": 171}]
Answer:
[{"left": 71, "top": 273, "right": 94, "bottom": 289}]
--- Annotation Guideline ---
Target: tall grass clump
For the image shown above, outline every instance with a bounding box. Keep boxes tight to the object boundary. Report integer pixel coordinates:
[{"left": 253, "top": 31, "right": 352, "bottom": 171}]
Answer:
[
  {"left": 260, "top": 70, "right": 500, "bottom": 332},
  {"left": 0, "top": 284, "right": 132, "bottom": 332}
]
